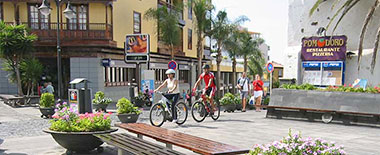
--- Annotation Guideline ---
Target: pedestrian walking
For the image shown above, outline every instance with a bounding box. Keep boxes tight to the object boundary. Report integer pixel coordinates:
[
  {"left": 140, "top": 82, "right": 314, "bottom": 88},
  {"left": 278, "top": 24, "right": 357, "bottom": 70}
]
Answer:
[
  {"left": 237, "top": 72, "right": 250, "bottom": 112},
  {"left": 182, "top": 90, "right": 187, "bottom": 103},
  {"left": 42, "top": 82, "right": 54, "bottom": 94},
  {"left": 252, "top": 74, "right": 264, "bottom": 112}
]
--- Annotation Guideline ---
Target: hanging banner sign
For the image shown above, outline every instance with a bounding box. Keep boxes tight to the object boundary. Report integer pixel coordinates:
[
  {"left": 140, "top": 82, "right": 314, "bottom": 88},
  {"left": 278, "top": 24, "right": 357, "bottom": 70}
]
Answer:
[{"left": 301, "top": 35, "right": 347, "bottom": 61}]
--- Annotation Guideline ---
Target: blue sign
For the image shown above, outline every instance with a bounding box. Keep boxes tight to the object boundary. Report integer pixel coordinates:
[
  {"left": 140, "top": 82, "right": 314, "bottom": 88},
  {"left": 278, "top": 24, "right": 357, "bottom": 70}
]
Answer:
[
  {"left": 102, "top": 59, "right": 111, "bottom": 67},
  {"left": 266, "top": 63, "right": 274, "bottom": 73},
  {"left": 168, "top": 60, "right": 177, "bottom": 70},
  {"left": 322, "top": 62, "right": 342, "bottom": 68},
  {"left": 141, "top": 80, "right": 154, "bottom": 101},
  {"left": 302, "top": 62, "right": 321, "bottom": 68}
]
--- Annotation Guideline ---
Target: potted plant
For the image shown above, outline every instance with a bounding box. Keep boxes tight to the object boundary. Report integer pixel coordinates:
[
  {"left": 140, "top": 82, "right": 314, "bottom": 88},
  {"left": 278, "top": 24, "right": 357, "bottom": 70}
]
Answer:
[
  {"left": 44, "top": 102, "right": 117, "bottom": 155},
  {"left": 234, "top": 94, "right": 243, "bottom": 111},
  {"left": 92, "top": 91, "right": 112, "bottom": 112},
  {"left": 39, "top": 93, "right": 55, "bottom": 118},
  {"left": 219, "top": 93, "right": 236, "bottom": 112},
  {"left": 116, "top": 97, "right": 142, "bottom": 123},
  {"left": 131, "top": 92, "right": 151, "bottom": 107}
]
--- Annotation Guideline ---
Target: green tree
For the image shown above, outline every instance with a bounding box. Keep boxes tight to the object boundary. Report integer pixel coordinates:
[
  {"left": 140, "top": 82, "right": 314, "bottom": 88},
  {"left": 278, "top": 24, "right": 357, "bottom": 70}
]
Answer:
[
  {"left": 145, "top": 4, "right": 183, "bottom": 60},
  {"left": 20, "top": 58, "right": 44, "bottom": 96},
  {"left": 209, "top": 11, "right": 247, "bottom": 97},
  {"left": 223, "top": 27, "right": 242, "bottom": 94},
  {"left": 310, "top": 0, "right": 380, "bottom": 73},
  {"left": 192, "top": 0, "right": 213, "bottom": 76},
  {"left": 0, "top": 22, "right": 37, "bottom": 96},
  {"left": 239, "top": 31, "right": 264, "bottom": 72}
]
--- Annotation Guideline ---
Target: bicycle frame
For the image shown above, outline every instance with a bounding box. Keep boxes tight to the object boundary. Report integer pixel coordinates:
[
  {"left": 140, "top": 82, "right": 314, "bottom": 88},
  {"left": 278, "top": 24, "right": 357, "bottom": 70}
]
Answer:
[{"left": 197, "top": 91, "right": 213, "bottom": 113}]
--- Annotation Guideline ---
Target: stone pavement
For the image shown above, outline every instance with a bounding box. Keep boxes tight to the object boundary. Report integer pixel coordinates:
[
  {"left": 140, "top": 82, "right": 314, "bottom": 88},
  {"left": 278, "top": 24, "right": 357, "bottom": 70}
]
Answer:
[{"left": 1, "top": 101, "right": 380, "bottom": 155}]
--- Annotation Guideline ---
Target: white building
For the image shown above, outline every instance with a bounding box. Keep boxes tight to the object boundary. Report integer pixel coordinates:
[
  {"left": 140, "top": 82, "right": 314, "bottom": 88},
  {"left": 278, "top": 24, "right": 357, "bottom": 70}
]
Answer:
[{"left": 285, "top": 0, "right": 380, "bottom": 86}]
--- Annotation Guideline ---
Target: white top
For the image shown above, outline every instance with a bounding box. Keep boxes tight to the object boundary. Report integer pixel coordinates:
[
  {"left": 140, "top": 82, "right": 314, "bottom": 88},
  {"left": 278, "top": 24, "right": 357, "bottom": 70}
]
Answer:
[
  {"left": 238, "top": 77, "right": 249, "bottom": 92},
  {"left": 166, "top": 78, "right": 179, "bottom": 93}
]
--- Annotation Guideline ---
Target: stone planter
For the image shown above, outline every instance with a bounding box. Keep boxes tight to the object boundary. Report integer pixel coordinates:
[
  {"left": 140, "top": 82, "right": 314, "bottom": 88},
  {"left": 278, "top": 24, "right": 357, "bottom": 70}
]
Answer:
[
  {"left": 235, "top": 103, "right": 243, "bottom": 111},
  {"left": 93, "top": 104, "right": 108, "bottom": 112},
  {"left": 43, "top": 128, "right": 117, "bottom": 154},
  {"left": 222, "top": 104, "right": 236, "bottom": 112},
  {"left": 269, "top": 88, "right": 380, "bottom": 113},
  {"left": 39, "top": 107, "right": 55, "bottom": 118},
  {"left": 117, "top": 113, "right": 140, "bottom": 123}
]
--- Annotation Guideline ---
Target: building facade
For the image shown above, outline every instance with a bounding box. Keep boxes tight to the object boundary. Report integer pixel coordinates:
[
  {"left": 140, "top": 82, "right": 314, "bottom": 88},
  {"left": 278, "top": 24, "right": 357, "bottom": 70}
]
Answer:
[{"left": 286, "top": 0, "right": 380, "bottom": 86}]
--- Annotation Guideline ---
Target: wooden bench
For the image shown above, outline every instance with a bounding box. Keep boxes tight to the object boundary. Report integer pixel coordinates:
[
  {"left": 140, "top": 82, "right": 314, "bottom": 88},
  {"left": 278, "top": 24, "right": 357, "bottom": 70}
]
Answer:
[
  {"left": 95, "top": 133, "right": 184, "bottom": 155},
  {"left": 0, "top": 94, "right": 24, "bottom": 107},
  {"left": 118, "top": 123, "right": 250, "bottom": 155}
]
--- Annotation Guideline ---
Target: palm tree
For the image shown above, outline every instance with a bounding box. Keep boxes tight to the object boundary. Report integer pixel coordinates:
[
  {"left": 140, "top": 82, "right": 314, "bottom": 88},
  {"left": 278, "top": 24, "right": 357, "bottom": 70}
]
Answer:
[
  {"left": 0, "top": 22, "right": 37, "bottom": 96},
  {"left": 192, "top": 0, "right": 213, "bottom": 77},
  {"left": 223, "top": 27, "right": 242, "bottom": 94},
  {"left": 145, "top": 4, "right": 183, "bottom": 60},
  {"left": 310, "top": 0, "right": 380, "bottom": 73},
  {"left": 20, "top": 58, "right": 44, "bottom": 96},
  {"left": 209, "top": 11, "right": 248, "bottom": 97},
  {"left": 239, "top": 31, "right": 264, "bottom": 72}
]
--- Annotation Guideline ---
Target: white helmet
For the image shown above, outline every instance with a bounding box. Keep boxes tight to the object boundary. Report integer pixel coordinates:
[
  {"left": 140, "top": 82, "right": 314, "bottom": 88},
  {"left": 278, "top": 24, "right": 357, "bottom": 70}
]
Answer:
[{"left": 165, "top": 69, "right": 176, "bottom": 75}]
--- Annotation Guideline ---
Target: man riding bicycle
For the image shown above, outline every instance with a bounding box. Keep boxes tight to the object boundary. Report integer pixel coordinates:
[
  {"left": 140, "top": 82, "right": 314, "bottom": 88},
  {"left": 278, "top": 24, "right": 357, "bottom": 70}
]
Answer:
[
  {"left": 193, "top": 64, "right": 216, "bottom": 112},
  {"left": 154, "top": 69, "right": 180, "bottom": 123}
]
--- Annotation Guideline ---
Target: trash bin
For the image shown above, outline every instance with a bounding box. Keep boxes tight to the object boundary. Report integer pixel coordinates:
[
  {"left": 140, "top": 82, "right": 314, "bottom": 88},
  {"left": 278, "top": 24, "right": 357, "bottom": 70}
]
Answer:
[{"left": 68, "top": 78, "right": 92, "bottom": 114}]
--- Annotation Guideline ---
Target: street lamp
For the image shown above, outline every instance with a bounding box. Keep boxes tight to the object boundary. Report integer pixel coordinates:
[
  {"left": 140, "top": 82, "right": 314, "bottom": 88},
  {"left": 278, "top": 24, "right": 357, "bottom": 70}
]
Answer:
[{"left": 39, "top": 0, "right": 76, "bottom": 100}]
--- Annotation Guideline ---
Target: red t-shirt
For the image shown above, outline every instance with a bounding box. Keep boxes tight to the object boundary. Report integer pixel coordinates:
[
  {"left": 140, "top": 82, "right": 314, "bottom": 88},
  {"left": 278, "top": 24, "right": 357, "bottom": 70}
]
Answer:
[
  {"left": 253, "top": 80, "right": 264, "bottom": 91},
  {"left": 199, "top": 72, "right": 216, "bottom": 88}
]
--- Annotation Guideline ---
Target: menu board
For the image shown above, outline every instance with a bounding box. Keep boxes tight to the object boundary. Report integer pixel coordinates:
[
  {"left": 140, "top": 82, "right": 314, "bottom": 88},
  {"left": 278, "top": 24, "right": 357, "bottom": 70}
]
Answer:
[{"left": 303, "top": 71, "right": 322, "bottom": 85}]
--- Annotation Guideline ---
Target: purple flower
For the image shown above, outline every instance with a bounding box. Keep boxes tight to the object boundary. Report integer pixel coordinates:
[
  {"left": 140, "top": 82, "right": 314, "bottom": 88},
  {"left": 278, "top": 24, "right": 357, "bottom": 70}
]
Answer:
[
  {"left": 54, "top": 109, "right": 58, "bottom": 112},
  {"left": 63, "top": 102, "right": 67, "bottom": 105}
]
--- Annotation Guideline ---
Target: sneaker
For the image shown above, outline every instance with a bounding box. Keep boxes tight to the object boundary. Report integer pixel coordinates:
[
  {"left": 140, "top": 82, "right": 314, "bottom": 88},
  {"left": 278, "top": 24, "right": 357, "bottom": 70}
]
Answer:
[{"left": 172, "top": 119, "right": 178, "bottom": 123}]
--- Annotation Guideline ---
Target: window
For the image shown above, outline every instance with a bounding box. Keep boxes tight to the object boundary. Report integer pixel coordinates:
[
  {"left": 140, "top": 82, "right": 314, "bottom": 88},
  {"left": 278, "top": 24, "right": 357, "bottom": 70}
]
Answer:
[
  {"left": 28, "top": 4, "right": 49, "bottom": 29},
  {"left": 188, "top": 29, "right": 192, "bottom": 50},
  {"left": 279, "top": 69, "right": 283, "bottom": 77},
  {"left": 188, "top": 0, "right": 192, "bottom": 20},
  {"left": 68, "top": 4, "right": 88, "bottom": 30},
  {"left": 104, "top": 67, "right": 136, "bottom": 86},
  {"left": 179, "top": 70, "right": 189, "bottom": 83},
  {"left": 133, "top": 11, "right": 141, "bottom": 34}
]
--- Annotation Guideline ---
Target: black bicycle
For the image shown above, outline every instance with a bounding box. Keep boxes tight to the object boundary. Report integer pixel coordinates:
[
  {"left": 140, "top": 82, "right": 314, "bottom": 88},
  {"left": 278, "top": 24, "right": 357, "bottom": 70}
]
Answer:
[{"left": 149, "top": 91, "right": 188, "bottom": 127}]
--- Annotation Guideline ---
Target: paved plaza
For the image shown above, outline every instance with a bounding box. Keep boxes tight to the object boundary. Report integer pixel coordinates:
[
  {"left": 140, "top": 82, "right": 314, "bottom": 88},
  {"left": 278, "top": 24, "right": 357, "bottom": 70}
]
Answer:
[{"left": 1, "top": 101, "right": 380, "bottom": 155}]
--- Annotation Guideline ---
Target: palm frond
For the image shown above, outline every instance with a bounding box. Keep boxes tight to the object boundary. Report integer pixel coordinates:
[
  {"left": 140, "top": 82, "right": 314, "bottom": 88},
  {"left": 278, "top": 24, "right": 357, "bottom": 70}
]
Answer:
[
  {"left": 371, "top": 26, "right": 380, "bottom": 73},
  {"left": 309, "top": 0, "right": 325, "bottom": 17},
  {"left": 331, "top": 0, "right": 359, "bottom": 35},
  {"left": 331, "top": 0, "right": 342, "bottom": 10},
  {"left": 358, "top": 0, "right": 379, "bottom": 69},
  {"left": 326, "top": 0, "right": 353, "bottom": 32}
]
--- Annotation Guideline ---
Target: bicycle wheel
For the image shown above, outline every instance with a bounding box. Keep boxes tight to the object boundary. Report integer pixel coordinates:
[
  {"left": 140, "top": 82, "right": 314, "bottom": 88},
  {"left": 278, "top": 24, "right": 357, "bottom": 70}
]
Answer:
[
  {"left": 175, "top": 102, "right": 188, "bottom": 125},
  {"left": 149, "top": 103, "right": 165, "bottom": 127},
  {"left": 191, "top": 101, "right": 207, "bottom": 122},
  {"left": 211, "top": 102, "right": 220, "bottom": 121}
]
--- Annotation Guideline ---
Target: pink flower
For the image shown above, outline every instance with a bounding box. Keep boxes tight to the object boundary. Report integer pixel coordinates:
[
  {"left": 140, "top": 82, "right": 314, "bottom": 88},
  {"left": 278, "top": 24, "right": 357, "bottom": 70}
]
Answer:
[{"left": 52, "top": 113, "right": 59, "bottom": 119}]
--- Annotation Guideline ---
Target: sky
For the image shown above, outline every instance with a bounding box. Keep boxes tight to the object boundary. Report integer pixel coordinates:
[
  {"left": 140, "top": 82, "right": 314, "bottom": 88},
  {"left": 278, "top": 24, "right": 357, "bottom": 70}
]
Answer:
[{"left": 213, "top": 0, "right": 288, "bottom": 64}]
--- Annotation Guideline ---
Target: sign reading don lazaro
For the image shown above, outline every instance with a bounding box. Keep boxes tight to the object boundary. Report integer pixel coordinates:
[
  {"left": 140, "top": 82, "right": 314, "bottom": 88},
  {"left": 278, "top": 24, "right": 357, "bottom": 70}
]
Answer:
[{"left": 301, "top": 36, "right": 347, "bottom": 61}]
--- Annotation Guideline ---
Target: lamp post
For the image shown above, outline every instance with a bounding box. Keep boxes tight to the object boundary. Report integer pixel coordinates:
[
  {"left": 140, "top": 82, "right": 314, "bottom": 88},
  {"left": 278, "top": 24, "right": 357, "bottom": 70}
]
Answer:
[{"left": 39, "top": 0, "right": 75, "bottom": 100}]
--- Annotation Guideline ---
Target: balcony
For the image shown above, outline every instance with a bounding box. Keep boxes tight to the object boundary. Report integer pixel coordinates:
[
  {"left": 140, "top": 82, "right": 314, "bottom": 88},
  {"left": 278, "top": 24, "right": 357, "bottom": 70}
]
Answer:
[{"left": 21, "top": 22, "right": 116, "bottom": 47}]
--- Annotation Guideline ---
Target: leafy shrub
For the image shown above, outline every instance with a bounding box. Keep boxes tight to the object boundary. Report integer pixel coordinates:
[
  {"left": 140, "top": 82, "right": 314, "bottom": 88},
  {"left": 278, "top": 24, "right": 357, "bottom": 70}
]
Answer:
[
  {"left": 219, "top": 93, "right": 236, "bottom": 106},
  {"left": 273, "top": 80, "right": 280, "bottom": 88},
  {"left": 234, "top": 94, "right": 241, "bottom": 105},
  {"left": 263, "top": 97, "right": 270, "bottom": 105},
  {"left": 92, "top": 91, "right": 112, "bottom": 105},
  {"left": 116, "top": 97, "right": 141, "bottom": 114},
  {"left": 40, "top": 93, "right": 55, "bottom": 108},
  {"left": 250, "top": 130, "right": 345, "bottom": 155},
  {"left": 50, "top": 102, "right": 111, "bottom": 132}
]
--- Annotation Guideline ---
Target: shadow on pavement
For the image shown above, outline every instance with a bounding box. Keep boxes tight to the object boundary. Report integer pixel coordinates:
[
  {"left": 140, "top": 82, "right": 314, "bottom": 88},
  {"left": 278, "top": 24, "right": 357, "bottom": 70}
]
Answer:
[
  {"left": 0, "top": 149, "right": 28, "bottom": 155},
  {"left": 216, "top": 119, "right": 254, "bottom": 123},
  {"left": 177, "top": 124, "right": 218, "bottom": 129}
]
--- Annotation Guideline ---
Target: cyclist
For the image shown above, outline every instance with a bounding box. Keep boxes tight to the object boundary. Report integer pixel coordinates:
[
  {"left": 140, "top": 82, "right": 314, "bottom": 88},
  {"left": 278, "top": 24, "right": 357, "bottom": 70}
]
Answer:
[
  {"left": 193, "top": 64, "right": 216, "bottom": 112},
  {"left": 154, "top": 69, "right": 180, "bottom": 122}
]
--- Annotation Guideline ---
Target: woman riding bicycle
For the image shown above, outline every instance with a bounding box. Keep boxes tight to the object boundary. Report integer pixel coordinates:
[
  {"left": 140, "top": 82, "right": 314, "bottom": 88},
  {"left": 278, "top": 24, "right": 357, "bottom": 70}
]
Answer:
[{"left": 154, "top": 69, "right": 180, "bottom": 123}]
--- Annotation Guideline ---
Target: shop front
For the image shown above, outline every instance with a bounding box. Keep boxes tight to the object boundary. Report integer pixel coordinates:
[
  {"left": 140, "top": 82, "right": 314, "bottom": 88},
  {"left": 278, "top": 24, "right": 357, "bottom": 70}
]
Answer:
[{"left": 301, "top": 35, "right": 347, "bottom": 86}]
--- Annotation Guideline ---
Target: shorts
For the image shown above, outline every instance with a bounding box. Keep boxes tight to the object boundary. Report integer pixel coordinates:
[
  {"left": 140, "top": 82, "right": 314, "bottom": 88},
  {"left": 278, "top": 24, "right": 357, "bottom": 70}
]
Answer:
[
  {"left": 240, "top": 91, "right": 248, "bottom": 99},
  {"left": 254, "top": 91, "right": 263, "bottom": 98},
  {"left": 205, "top": 87, "right": 216, "bottom": 97}
]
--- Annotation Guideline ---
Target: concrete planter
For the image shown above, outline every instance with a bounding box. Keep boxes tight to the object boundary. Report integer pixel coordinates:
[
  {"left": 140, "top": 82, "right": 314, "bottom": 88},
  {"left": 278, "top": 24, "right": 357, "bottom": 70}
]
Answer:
[
  {"left": 117, "top": 113, "right": 140, "bottom": 123},
  {"left": 222, "top": 104, "right": 236, "bottom": 112},
  {"left": 39, "top": 107, "right": 55, "bottom": 118},
  {"left": 93, "top": 104, "right": 108, "bottom": 112},
  {"left": 43, "top": 128, "right": 117, "bottom": 154},
  {"left": 269, "top": 88, "right": 380, "bottom": 114}
]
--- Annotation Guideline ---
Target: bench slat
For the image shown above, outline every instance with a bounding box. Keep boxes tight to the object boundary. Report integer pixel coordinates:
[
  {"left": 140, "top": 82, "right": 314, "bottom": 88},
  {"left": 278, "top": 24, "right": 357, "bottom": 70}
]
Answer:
[
  {"left": 96, "top": 133, "right": 184, "bottom": 155},
  {"left": 118, "top": 123, "right": 250, "bottom": 155}
]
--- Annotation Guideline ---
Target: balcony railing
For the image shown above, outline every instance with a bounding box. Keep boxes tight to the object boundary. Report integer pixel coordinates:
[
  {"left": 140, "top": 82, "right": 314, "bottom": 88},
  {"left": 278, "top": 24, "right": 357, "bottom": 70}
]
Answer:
[{"left": 20, "top": 22, "right": 115, "bottom": 47}]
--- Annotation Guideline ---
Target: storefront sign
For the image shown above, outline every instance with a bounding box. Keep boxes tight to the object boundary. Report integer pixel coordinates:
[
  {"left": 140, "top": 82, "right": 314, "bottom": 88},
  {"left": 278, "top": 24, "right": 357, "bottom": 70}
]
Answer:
[
  {"left": 125, "top": 34, "right": 150, "bottom": 62},
  {"left": 301, "top": 36, "right": 347, "bottom": 61}
]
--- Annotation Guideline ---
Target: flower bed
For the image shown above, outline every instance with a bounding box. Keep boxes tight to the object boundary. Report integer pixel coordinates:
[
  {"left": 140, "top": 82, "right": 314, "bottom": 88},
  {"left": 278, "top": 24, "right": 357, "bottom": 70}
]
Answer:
[
  {"left": 50, "top": 102, "right": 111, "bottom": 132},
  {"left": 281, "top": 84, "right": 380, "bottom": 94},
  {"left": 250, "top": 131, "right": 345, "bottom": 155}
]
